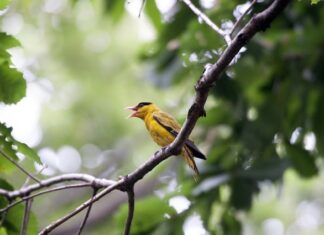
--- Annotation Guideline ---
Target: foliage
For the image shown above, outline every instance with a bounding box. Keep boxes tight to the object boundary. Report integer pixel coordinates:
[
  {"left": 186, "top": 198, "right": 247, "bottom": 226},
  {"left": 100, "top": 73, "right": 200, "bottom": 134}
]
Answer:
[
  {"left": 0, "top": 0, "right": 11, "bottom": 11},
  {"left": 99, "top": 0, "right": 324, "bottom": 234},
  {"left": 0, "top": 33, "right": 25, "bottom": 104},
  {"left": 0, "top": 0, "right": 323, "bottom": 234}
]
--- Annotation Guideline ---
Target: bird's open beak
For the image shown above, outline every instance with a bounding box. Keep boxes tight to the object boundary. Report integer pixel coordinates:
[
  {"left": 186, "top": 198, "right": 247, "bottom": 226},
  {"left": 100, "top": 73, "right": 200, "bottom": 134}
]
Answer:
[{"left": 126, "top": 105, "right": 138, "bottom": 118}]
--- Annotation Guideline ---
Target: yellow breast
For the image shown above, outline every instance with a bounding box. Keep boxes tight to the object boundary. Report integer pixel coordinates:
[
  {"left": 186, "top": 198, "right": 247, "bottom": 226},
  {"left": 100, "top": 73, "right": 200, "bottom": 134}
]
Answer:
[{"left": 144, "top": 112, "right": 175, "bottom": 147}]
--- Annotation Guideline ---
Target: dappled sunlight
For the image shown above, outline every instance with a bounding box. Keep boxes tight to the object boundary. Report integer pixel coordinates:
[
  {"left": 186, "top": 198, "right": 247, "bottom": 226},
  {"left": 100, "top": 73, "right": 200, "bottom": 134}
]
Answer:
[
  {"left": 1, "top": 0, "right": 323, "bottom": 234},
  {"left": 262, "top": 218, "right": 284, "bottom": 235},
  {"left": 183, "top": 213, "right": 209, "bottom": 235},
  {"left": 43, "top": 0, "right": 67, "bottom": 14},
  {"left": 56, "top": 145, "right": 82, "bottom": 173},
  {"left": 1, "top": 12, "right": 23, "bottom": 35},
  {"left": 169, "top": 195, "right": 191, "bottom": 214},
  {"left": 303, "top": 132, "right": 316, "bottom": 152},
  {"left": 37, "top": 146, "right": 82, "bottom": 174},
  {"left": 250, "top": 170, "right": 324, "bottom": 235},
  {"left": 193, "top": 174, "right": 229, "bottom": 195},
  {"left": 0, "top": 83, "right": 45, "bottom": 147}
]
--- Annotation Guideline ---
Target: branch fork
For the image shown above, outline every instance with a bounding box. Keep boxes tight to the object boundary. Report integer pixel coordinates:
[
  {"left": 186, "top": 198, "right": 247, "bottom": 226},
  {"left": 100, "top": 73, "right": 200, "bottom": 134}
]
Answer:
[{"left": 0, "top": 0, "right": 290, "bottom": 234}]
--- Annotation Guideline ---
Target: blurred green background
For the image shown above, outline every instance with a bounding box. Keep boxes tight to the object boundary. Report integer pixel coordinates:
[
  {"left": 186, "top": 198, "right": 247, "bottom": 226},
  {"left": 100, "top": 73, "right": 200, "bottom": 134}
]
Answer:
[{"left": 0, "top": 0, "right": 324, "bottom": 234}]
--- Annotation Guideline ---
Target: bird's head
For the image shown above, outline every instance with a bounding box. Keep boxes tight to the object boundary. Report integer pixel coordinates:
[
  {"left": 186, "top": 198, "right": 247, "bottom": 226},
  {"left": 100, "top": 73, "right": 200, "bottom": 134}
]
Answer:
[{"left": 126, "top": 102, "right": 155, "bottom": 119}]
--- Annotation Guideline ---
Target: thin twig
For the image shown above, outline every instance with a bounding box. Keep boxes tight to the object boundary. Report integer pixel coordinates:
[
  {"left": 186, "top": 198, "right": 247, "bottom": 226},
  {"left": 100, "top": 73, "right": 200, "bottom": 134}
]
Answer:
[
  {"left": 229, "top": 0, "right": 257, "bottom": 38},
  {"left": 0, "top": 149, "right": 40, "bottom": 183},
  {"left": 77, "top": 188, "right": 98, "bottom": 235},
  {"left": 182, "top": 0, "right": 231, "bottom": 45},
  {"left": 21, "top": 198, "right": 33, "bottom": 235},
  {"left": 138, "top": 0, "right": 146, "bottom": 18},
  {"left": 1, "top": 173, "right": 115, "bottom": 200},
  {"left": 40, "top": 1, "right": 290, "bottom": 233},
  {"left": 0, "top": 183, "right": 92, "bottom": 213},
  {"left": 0, "top": 2, "right": 291, "bottom": 234},
  {"left": 39, "top": 182, "right": 121, "bottom": 235},
  {"left": 22, "top": 164, "right": 47, "bottom": 188},
  {"left": 123, "top": 188, "right": 135, "bottom": 235},
  {"left": 171, "top": 0, "right": 291, "bottom": 151}
]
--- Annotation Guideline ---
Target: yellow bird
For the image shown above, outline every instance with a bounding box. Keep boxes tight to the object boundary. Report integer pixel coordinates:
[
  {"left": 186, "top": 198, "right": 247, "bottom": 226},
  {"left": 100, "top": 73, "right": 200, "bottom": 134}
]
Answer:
[{"left": 127, "top": 102, "right": 206, "bottom": 180}]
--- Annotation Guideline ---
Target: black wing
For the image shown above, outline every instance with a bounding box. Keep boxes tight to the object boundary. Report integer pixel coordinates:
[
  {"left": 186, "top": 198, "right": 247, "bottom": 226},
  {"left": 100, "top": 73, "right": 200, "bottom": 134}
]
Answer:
[
  {"left": 185, "top": 139, "right": 206, "bottom": 160},
  {"left": 153, "top": 114, "right": 206, "bottom": 160}
]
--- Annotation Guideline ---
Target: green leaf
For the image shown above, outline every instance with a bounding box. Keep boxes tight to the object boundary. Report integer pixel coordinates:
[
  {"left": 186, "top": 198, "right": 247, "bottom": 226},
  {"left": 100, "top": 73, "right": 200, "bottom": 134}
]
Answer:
[
  {"left": 145, "top": 0, "right": 162, "bottom": 32},
  {"left": 221, "top": 210, "right": 242, "bottom": 235},
  {"left": 0, "top": 227, "right": 8, "bottom": 235},
  {"left": 0, "top": 123, "right": 12, "bottom": 136},
  {"left": 212, "top": 74, "right": 240, "bottom": 104},
  {"left": 0, "top": 62, "right": 26, "bottom": 104},
  {"left": 15, "top": 142, "right": 41, "bottom": 164},
  {"left": 0, "top": 0, "right": 11, "bottom": 10},
  {"left": 0, "top": 179, "right": 13, "bottom": 210},
  {"left": 0, "top": 123, "right": 41, "bottom": 169},
  {"left": 0, "top": 135, "right": 18, "bottom": 173},
  {"left": 286, "top": 144, "right": 318, "bottom": 178},
  {"left": 104, "top": 0, "right": 125, "bottom": 23},
  {"left": 237, "top": 158, "right": 289, "bottom": 181},
  {"left": 0, "top": 178, "right": 14, "bottom": 191},
  {"left": 311, "top": 0, "right": 320, "bottom": 4},
  {"left": 0, "top": 33, "right": 20, "bottom": 50},
  {"left": 3, "top": 204, "right": 38, "bottom": 235},
  {"left": 230, "top": 178, "right": 259, "bottom": 210}
]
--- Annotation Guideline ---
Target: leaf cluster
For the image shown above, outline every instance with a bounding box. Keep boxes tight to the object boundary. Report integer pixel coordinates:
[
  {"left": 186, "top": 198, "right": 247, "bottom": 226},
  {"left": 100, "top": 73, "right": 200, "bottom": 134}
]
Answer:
[{"left": 102, "top": 0, "right": 324, "bottom": 234}]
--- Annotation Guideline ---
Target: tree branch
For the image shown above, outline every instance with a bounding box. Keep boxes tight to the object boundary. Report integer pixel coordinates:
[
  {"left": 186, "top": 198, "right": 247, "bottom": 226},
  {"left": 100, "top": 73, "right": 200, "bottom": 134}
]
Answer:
[
  {"left": 182, "top": 0, "right": 231, "bottom": 45},
  {"left": 39, "top": 182, "right": 121, "bottom": 235},
  {"left": 0, "top": 173, "right": 115, "bottom": 200},
  {"left": 22, "top": 163, "right": 47, "bottom": 187},
  {"left": 21, "top": 198, "right": 33, "bottom": 235},
  {"left": 123, "top": 188, "right": 135, "bottom": 235},
  {"left": 0, "top": 1, "right": 291, "bottom": 234},
  {"left": 0, "top": 183, "right": 92, "bottom": 213},
  {"left": 77, "top": 188, "right": 98, "bottom": 235},
  {"left": 229, "top": 0, "right": 257, "bottom": 38},
  {"left": 172, "top": 0, "right": 290, "bottom": 152}
]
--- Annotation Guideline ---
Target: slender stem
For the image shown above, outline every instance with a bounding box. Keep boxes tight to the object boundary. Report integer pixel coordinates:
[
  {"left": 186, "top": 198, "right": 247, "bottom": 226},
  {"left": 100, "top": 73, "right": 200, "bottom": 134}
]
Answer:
[
  {"left": 123, "top": 188, "right": 135, "bottom": 235},
  {"left": 0, "top": 149, "right": 40, "bottom": 183},
  {"left": 77, "top": 188, "right": 98, "bottom": 235},
  {"left": 4, "top": 173, "right": 115, "bottom": 199},
  {"left": 172, "top": 0, "right": 291, "bottom": 151},
  {"left": 21, "top": 198, "right": 33, "bottom": 235},
  {"left": 229, "top": 0, "right": 257, "bottom": 38},
  {"left": 138, "top": 0, "right": 146, "bottom": 18},
  {"left": 182, "top": 0, "right": 231, "bottom": 45},
  {"left": 39, "top": 182, "right": 121, "bottom": 235},
  {"left": 0, "top": 183, "right": 92, "bottom": 213},
  {"left": 0, "top": 3, "right": 291, "bottom": 234},
  {"left": 22, "top": 164, "right": 47, "bottom": 188}
]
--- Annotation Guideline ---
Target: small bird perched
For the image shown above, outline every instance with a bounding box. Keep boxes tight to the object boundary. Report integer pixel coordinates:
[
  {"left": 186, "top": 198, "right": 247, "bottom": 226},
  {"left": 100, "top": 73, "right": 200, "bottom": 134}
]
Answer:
[{"left": 127, "top": 102, "right": 206, "bottom": 180}]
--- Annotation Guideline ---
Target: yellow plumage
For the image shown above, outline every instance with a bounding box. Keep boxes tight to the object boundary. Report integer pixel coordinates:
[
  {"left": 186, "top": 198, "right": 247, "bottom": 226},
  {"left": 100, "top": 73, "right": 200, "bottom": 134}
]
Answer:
[{"left": 127, "top": 102, "right": 206, "bottom": 180}]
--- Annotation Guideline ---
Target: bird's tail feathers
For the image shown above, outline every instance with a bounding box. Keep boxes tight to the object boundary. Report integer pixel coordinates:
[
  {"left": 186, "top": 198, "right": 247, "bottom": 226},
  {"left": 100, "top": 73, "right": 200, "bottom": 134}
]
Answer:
[
  {"left": 185, "top": 140, "right": 206, "bottom": 160},
  {"left": 183, "top": 146, "right": 200, "bottom": 182}
]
